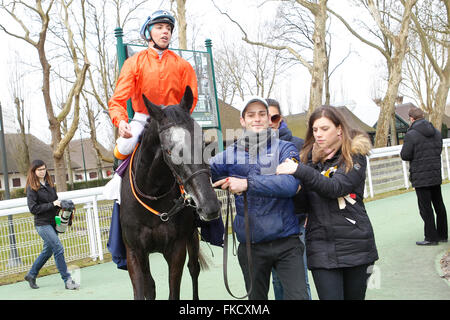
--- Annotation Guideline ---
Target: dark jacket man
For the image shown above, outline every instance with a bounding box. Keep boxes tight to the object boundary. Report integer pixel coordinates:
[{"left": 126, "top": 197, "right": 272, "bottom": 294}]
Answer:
[
  {"left": 400, "top": 118, "right": 442, "bottom": 188},
  {"left": 400, "top": 107, "right": 448, "bottom": 245}
]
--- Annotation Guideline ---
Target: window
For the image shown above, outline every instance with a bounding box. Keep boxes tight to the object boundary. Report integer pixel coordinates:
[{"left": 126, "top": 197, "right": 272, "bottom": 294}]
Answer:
[
  {"left": 89, "top": 172, "right": 98, "bottom": 179},
  {"left": 106, "top": 170, "right": 112, "bottom": 177},
  {"left": 12, "top": 178, "right": 21, "bottom": 188},
  {"left": 75, "top": 174, "right": 83, "bottom": 181}
]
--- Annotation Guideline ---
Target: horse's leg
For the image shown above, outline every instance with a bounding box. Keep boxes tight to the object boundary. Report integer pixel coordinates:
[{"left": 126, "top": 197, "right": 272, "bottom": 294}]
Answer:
[
  {"left": 125, "top": 244, "right": 155, "bottom": 300},
  {"left": 187, "top": 231, "right": 201, "bottom": 300},
  {"left": 164, "top": 239, "right": 187, "bottom": 300}
]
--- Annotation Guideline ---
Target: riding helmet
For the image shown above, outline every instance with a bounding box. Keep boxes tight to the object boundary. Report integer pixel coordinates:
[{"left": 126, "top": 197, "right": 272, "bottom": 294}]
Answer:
[{"left": 140, "top": 10, "right": 176, "bottom": 42}]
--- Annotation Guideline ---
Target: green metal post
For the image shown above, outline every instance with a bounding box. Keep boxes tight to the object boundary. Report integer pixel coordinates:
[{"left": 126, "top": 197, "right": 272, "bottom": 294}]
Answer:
[
  {"left": 205, "top": 39, "right": 224, "bottom": 152},
  {"left": 114, "top": 27, "right": 134, "bottom": 120}
]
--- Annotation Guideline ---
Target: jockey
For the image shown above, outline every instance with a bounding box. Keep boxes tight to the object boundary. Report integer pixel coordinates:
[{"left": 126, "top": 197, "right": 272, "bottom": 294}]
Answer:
[{"left": 108, "top": 9, "right": 198, "bottom": 161}]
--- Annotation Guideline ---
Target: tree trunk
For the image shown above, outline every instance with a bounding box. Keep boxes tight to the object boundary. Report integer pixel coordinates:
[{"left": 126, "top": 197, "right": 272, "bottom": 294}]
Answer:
[
  {"left": 430, "top": 80, "right": 449, "bottom": 131},
  {"left": 374, "top": 67, "right": 403, "bottom": 147},
  {"left": 372, "top": 0, "right": 416, "bottom": 147},
  {"left": 176, "top": 0, "right": 187, "bottom": 50},
  {"left": 307, "top": 0, "right": 328, "bottom": 119},
  {"left": 65, "top": 148, "right": 74, "bottom": 190}
]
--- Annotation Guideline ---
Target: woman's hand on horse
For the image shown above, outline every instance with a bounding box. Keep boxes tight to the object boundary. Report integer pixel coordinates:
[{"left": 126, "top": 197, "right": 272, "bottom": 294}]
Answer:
[
  {"left": 212, "top": 177, "right": 248, "bottom": 195},
  {"left": 119, "top": 120, "right": 132, "bottom": 138}
]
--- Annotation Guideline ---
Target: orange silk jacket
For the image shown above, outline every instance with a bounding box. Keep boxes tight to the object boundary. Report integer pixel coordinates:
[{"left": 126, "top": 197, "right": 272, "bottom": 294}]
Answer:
[{"left": 108, "top": 48, "right": 198, "bottom": 127}]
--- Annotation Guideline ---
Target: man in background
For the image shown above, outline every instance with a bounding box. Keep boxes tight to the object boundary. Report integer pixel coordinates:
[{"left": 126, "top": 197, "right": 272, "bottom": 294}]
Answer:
[{"left": 400, "top": 106, "right": 448, "bottom": 246}]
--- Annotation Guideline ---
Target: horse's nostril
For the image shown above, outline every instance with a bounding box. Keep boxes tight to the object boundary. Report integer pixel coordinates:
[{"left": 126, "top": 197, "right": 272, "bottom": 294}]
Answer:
[{"left": 196, "top": 208, "right": 203, "bottom": 215}]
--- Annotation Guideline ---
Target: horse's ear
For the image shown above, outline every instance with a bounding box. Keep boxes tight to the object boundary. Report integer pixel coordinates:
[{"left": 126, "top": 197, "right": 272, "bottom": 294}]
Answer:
[
  {"left": 143, "top": 94, "right": 164, "bottom": 122},
  {"left": 179, "top": 86, "right": 193, "bottom": 113}
]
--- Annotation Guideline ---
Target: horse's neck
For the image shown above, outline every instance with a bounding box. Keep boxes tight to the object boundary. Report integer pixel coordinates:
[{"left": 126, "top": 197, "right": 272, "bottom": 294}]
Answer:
[{"left": 135, "top": 133, "right": 175, "bottom": 195}]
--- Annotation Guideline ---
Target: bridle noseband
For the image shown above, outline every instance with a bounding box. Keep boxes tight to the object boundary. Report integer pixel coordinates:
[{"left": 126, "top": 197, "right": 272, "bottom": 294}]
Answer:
[{"left": 129, "top": 123, "right": 211, "bottom": 222}]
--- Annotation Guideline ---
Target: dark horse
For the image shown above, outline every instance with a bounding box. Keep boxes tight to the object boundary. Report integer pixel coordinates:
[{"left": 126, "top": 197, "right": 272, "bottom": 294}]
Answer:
[{"left": 120, "top": 86, "right": 221, "bottom": 300}]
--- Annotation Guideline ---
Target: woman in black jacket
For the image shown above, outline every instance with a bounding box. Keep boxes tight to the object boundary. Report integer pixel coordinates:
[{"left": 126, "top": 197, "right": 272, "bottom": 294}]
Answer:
[
  {"left": 24, "top": 159, "right": 79, "bottom": 290},
  {"left": 276, "top": 106, "right": 378, "bottom": 300}
]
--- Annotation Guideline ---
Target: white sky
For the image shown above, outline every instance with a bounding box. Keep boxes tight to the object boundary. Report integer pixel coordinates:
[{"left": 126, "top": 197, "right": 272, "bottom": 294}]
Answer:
[{"left": 0, "top": 1, "right": 411, "bottom": 143}]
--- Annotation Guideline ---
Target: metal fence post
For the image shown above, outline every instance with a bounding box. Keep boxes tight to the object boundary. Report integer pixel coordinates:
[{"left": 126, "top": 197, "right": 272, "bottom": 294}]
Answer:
[
  {"left": 92, "top": 195, "right": 104, "bottom": 261},
  {"left": 366, "top": 156, "right": 374, "bottom": 198},
  {"left": 444, "top": 144, "right": 450, "bottom": 180},
  {"left": 84, "top": 203, "right": 98, "bottom": 260},
  {"left": 401, "top": 160, "right": 409, "bottom": 189}
]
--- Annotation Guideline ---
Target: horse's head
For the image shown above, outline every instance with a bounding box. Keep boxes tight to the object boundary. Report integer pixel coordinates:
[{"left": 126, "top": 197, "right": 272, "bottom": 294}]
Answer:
[{"left": 142, "top": 86, "right": 221, "bottom": 221}]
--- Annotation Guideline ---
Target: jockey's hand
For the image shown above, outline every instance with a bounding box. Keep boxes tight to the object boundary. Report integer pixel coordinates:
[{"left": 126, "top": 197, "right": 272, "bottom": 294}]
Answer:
[
  {"left": 118, "top": 120, "right": 132, "bottom": 138},
  {"left": 212, "top": 177, "right": 248, "bottom": 195}
]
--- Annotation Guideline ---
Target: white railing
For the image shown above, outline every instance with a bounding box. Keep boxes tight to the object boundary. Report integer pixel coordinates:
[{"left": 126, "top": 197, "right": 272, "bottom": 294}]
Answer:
[
  {"left": 0, "top": 139, "right": 449, "bottom": 279},
  {"left": 0, "top": 188, "right": 111, "bottom": 278},
  {"left": 364, "top": 138, "right": 450, "bottom": 198}
]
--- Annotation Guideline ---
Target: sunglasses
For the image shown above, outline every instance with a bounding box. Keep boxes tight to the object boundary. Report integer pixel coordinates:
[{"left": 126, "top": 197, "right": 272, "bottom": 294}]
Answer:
[{"left": 271, "top": 114, "right": 281, "bottom": 122}]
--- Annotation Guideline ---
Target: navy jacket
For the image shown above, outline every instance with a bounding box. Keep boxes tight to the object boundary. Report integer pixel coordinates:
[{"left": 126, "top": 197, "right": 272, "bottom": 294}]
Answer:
[
  {"left": 209, "top": 134, "right": 301, "bottom": 244},
  {"left": 278, "top": 122, "right": 304, "bottom": 152}
]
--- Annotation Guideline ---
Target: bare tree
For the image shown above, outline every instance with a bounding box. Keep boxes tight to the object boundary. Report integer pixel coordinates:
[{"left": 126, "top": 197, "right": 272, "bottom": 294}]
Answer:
[
  {"left": 329, "top": 0, "right": 418, "bottom": 147},
  {"left": 409, "top": 0, "right": 449, "bottom": 131},
  {"left": 213, "top": 0, "right": 329, "bottom": 119},
  {"left": 0, "top": 0, "right": 90, "bottom": 191},
  {"left": 213, "top": 30, "right": 292, "bottom": 106}
]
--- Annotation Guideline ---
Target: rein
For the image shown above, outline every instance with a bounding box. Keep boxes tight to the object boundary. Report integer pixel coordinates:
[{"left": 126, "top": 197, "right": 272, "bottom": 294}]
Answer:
[
  {"left": 223, "top": 190, "right": 253, "bottom": 299},
  {"left": 129, "top": 142, "right": 209, "bottom": 222}
]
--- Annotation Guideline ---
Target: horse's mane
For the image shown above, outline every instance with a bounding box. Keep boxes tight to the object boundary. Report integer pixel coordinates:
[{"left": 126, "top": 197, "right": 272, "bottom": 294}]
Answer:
[{"left": 143, "top": 105, "right": 194, "bottom": 136}]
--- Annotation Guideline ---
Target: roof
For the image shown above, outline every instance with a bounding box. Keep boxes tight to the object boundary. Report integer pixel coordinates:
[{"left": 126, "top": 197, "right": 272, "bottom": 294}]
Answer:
[
  {"left": 0, "top": 133, "right": 113, "bottom": 175},
  {"left": 67, "top": 139, "right": 113, "bottom": 171},
  {"left": 395, "top": 103, "right": 414, "bottom": 122},
  {"left": 204, "top": 99, "right": 243, "bottom": 143},
  {"left": 395, "top": 102, "right": 450, "bottom": 129},
  {"left": 0, "top": 134, "right": 55, "bottom": 174},
  {"left": 284, "top": 106, "right": 376, "bottom": 140}
]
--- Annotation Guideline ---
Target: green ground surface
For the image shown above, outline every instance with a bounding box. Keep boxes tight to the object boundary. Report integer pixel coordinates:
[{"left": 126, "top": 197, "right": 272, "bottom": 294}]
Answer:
[{"left": 0, "top": 185, "right": 449, "bottom": 300}]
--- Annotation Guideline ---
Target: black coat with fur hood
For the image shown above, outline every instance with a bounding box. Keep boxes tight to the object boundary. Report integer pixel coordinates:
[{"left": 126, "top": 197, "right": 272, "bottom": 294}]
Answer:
[{"left": 293, "top": 134, "right": 379, "bottom": 270}]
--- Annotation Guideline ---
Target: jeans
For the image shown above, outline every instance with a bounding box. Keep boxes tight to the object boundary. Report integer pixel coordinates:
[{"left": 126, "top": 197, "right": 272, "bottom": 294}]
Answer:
[
  {"left": 272, "top": 224, "right": 311, "bottom": 300},
  {"left": 28, "top": 225, "right": 71, "bottom": 282},
  {"left": 311, "top": 263, "right": 374, "bottom": 300},
  {"left": 238, "top": 236, "right": 308, "bottom": 300}
]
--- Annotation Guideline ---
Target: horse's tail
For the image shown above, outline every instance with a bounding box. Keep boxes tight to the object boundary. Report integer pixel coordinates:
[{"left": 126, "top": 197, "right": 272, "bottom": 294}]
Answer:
[
  {"left": 190, "top": 229, "right": 211, "bottom": 271},
  {"left": 198, "top": 248, "right": 210, "bottom": 271}
]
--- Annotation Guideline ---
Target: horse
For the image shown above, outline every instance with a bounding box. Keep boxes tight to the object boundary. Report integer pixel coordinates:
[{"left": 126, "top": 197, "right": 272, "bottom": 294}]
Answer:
[{"left": 120, "top": 86, "right": 221, "bottom": 300}]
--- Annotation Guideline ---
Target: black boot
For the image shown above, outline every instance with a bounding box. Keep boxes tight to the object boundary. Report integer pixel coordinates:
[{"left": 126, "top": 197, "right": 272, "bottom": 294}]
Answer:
[{"left": 24, "top": 274, "right": 39, "bottom": 289}]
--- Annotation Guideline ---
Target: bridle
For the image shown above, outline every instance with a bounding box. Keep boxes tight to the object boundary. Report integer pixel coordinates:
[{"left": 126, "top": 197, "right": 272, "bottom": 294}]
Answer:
[{"left": 129, "top": 123, "right": 211, "bottom": 222}]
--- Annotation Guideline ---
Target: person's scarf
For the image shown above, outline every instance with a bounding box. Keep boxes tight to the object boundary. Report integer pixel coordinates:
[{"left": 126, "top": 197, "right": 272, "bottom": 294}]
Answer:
[{"left": 236, "top": 128, "right": 275, "bottom": 158}]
